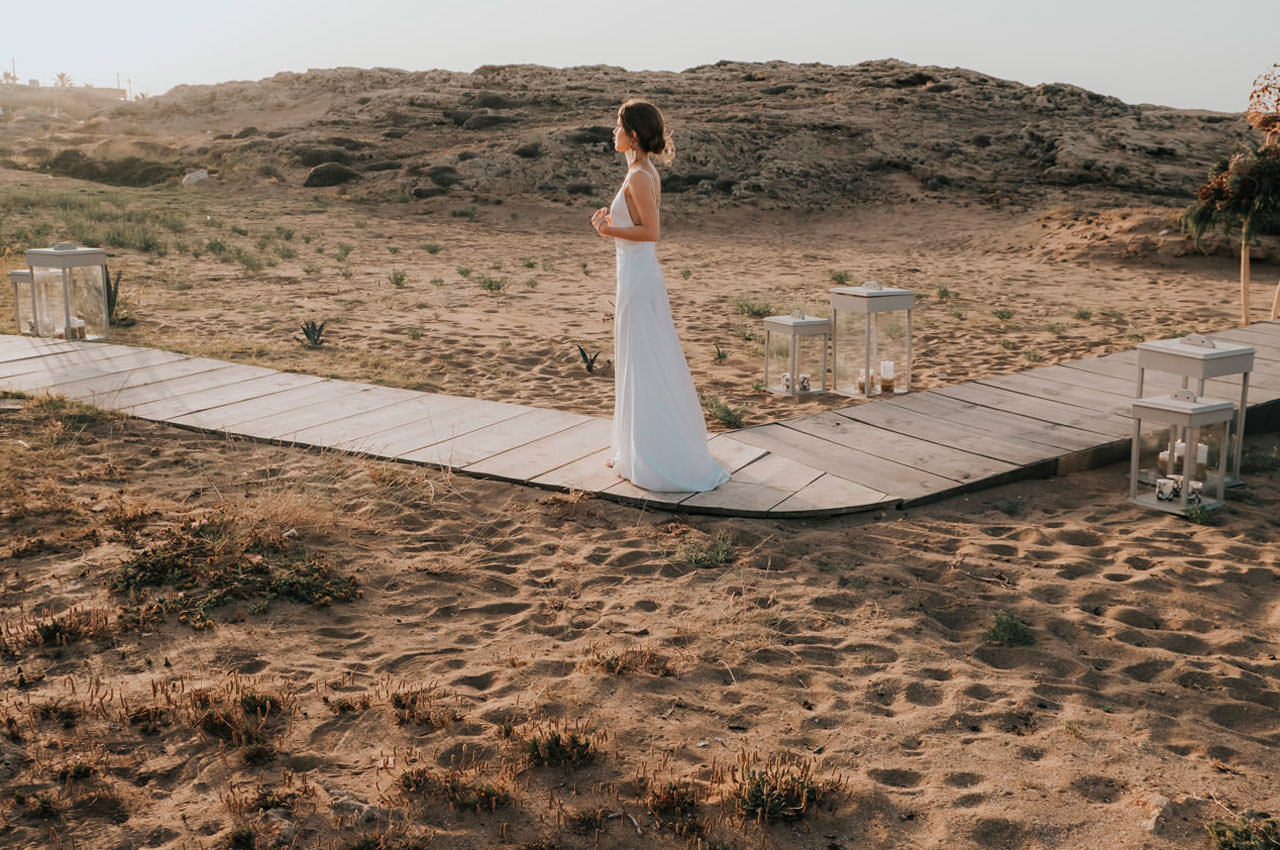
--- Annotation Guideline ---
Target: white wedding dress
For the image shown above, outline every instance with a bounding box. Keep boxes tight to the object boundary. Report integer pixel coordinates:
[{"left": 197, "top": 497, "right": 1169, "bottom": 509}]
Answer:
[{"left": 609, "top": 168, "right": 730, "bottom": 492}]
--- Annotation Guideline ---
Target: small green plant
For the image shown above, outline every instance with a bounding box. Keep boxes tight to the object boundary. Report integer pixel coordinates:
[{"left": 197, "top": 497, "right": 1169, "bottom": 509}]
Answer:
[
  {"left": 677, "top": 530, "right": 735, "bottom": 569},
  {"left": 731, "top": 754, "right": 834, "bottom": 823},
  {"left": 577, "top": 345, "right": 601, "bottom": 373},
  {"left": 335, "top": 242, "right": 353, "bottom": 261},
  {"left": 1024, "top": 350, "right": 1044, "bottom": 362},
  {"left": 1000, "top": 339, "right": 1016, "bottom": 350},
  {"left": 1206, "top": 813, "right": 1280, "bottom": 850},
  {"left": 457, "top": 266, "right": 472, "bottom": 278},
  {"left": 523, "top": 277, "right": 538, "bottom": 289},
  {"left": 702, "top": 396, "right": 744, "bottom": 429},
  {"left": 713, "top": 344, "right": 728, "bottom": 363},
  {"left": 423, "top": 242, "right": 441, "bottom": 254},
  {"left": 303, "top": 262, "right": 321, "bottom": 275},
  {"left": 1045, "top": 322, "right": 1065, "bottom": 335},
  {"left": 274, "top": 226, "right": 294, "bottom": 241},
  {"left": 477, "top": 274, "right": 506, "bottom": 292},
  {"left": 408, "top": 327, "right": 423, "bottom": 340},
  {"left": 1073, "top": 308, "right": 1093, "bottom": 320},
  {"left": 1183, "top": 502, "right": 1219, "bottom": 526},
  {"left": 296, "top": 320, "right": 327, "bottom": 348},
  {"left": 580, "top": 260, "right": 590, "bottom": 276},
  {"left": 985, "top": 610, "right": 1035, "bottom": 646},
  {"left": 389, "top": 268, "right": 408, "bottom": 288},
  {"left": 947, "top": 308, "right": 966, "bottom": 320},
  {"left": 681, "top": 268, "right": 692, "bottom": 279},
  {"left": 399, "top": 768, "right": 510, "bottom": 812},
  {"left": 522, "top": 256, "right": 537, "bottom": 269},
  {"left": 231, "top": 225, "right": 249, "bottom": 236},
  {"left": 527, "top": 725, "right": 597, "bottom": 768},
  {"left": 936, "top": 285, "right": 956, "bottom": 300},
  {"left": 732, "top": 293, "right": 774, "bottom": 318},
  {"left": 339, "top": 265, "right": 354, "bottom": 279},
  {"left": 993, "top": 308, "right": 1014, "bottom": 321},
  {"left": 829, "top": 269, "right": 850, "bottom": 285},
  {"left": 387, "top": 246, "right": 399, "bottom": 254},
  {"left": 430, "top": 277, "right": 445, "bottom": 287},
  {"left": 1101, "top": 309, "right": 1125, "bottom": 321},
  {"left": 451, "top": 205, "right": 478, "bottom": 219}
]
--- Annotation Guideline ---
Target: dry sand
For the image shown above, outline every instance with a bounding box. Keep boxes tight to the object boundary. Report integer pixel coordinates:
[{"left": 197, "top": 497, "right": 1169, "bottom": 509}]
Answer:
[{"left": 0, "top": 60, "right": 1278, "bottom": 849}]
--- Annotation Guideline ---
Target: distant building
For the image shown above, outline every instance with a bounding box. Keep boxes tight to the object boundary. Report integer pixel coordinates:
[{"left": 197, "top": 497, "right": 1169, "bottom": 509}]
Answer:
[{"left": 28, "top": 79, "right": 38, "bottom": 87}]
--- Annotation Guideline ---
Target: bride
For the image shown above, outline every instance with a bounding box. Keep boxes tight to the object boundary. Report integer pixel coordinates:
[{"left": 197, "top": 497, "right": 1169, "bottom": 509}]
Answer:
[{"left": 590, "top": 99, "right": 730, "bottom": 493}]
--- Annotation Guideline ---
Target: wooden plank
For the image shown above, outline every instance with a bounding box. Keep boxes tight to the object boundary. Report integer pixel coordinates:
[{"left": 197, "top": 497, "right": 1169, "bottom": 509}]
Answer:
[
  {"left": 67, "top": 359, "right": 238, "bottom": 408},
  {"left": 168, "top": 379, "right": 372, "bottom": 430},
  {"left": 0, "top": 349, "right": 117, "bottom": 379},
  {"left": 278, "top": 393, "right": 511, "bottom": 453},
  {"left": 0, "top": 345, "right": 184, "bottom": 382},
  {"left": 338, "top": 397, "right": 526, "bottom": 457},
  {"left": 462, "top": 419, "right": 612, "bottom": 482},
  {"left": 678, "top": 453, "right": 826, "bottom": 513},
  {"left": 931, "top": 382, "right": 1131, "bottom": 437},
  {"left": 879, "top": 391, "right": 1105, "bottom": 451},
  {"left": 977, "top": 371, "right": 1136, "bottom": 417},
  {"left": 372, "top": 407, "right": 589, "bottom": 467},
  {"left": 0, "top": 350, "right": 190, "bottom": 394},
  {"left": 0, "top": 339, "right": 85, "bottom": 365},
  {"left": 785, "top": 411, "right": 1019, "bottom": 482},
  {"left": 230, "top": 385, "right": 424, "bottom": 441},
  {"left": 706, "top": 435, "right": 770, "bottom": 473},
  {"left": 728, "top": 423, "right": 956, "bottom": 500},
  {"left": 839, "top": 400, "right": 1063, "bottom": 466},
  {"left": 770, "top": 473, "right": 896, "bottom": 515},
  {"left": 605, "top": 478, "right": 696, "bottom": 507},
  {"left": 126, "top": 370, "right": 323, "bottom": 420},
  {"left": 528, "top": 447, "right": 622, "bottom": 492},
  {"left": 71, "top": 363, "right": 252, "bottom": 410}
]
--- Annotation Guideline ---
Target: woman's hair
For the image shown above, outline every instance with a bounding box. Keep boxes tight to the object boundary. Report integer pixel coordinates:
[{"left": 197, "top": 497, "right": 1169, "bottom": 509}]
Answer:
[{"left": 618, "top": 99, "right": 675, "bottom": 165}]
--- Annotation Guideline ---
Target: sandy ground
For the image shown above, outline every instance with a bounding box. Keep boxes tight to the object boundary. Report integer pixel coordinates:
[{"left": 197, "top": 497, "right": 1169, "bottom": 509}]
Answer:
[
  {"left": 1, "top": 165, "right": 1279, "bottom": 849},
  {"left": 0, "top": 388, "right": 1278, "bottom": 850}
]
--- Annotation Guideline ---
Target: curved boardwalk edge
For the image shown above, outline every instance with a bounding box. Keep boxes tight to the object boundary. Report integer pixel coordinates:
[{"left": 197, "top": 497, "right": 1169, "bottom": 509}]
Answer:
[{"left": 1, "top": 322, "right": 1278, "bottom": 518}]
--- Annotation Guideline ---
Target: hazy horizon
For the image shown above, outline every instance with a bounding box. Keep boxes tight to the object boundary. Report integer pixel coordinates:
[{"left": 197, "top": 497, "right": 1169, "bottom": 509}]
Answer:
[{"left": 6, "top": 1, "right": 1278, "bottom": 112}]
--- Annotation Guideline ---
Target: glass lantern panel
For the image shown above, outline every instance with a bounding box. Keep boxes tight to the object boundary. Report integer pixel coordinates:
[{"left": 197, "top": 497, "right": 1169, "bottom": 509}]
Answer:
[
  {"left": 12, "top": 278, "right": 35, "bottom": 335},
  {"left": 874, "top": 311, "right": 910, "bottom": 394},
  {"left": 764, "top": 331, "right": 791, "bottom": 394},
  {"left": 794, "top": 334, "right": 826, "bottom": 394},
  {"left": 67, "top": 265, "right": 108, "bottom": 340},
  {"left": 1133, "top": 420, "right": 1227, "bottom": 514},
  {"left": 31, "top": 267, "right": 67, "bottom": 338},
  {"left": 832, "top": 309, "right": 871, "bottom": 396}
]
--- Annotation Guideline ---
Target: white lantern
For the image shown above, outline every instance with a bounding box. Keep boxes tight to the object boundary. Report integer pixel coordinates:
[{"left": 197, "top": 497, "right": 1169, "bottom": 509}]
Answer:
[
  {"left": 829, "top": 281, "right": 914, "bottom": 398},
  {"left": 25, "top": 243, "right": 110, "bottom": 340},
  {"left": 762, "top": 311, "right": 830, "bottom": 396},
  {"left": 1129, "top": 390, "right": 1233, "bottom": 516},
  {"left": 9, "top": 269, "right": 34, "bottom": 335},
  {"left": 1135, "top": 333, "right": 1252, "bottom": 486}
]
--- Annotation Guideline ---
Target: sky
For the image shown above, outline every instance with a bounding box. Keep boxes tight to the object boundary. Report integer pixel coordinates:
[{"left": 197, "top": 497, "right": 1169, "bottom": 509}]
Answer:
[{"left": 3, "top": 0, "right": 1276, "bottom": 112}]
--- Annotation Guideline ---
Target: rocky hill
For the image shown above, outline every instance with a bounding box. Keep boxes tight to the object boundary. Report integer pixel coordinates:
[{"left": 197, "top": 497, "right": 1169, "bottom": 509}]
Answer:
[{"left": 0, "top": 59, "right": 1258, "bottom": 209}]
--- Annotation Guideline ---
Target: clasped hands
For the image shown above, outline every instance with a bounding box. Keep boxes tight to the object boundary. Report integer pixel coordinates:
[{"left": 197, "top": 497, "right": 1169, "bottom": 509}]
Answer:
[{"left": 591, "top": 207, "right": 612, "bottom": 236}]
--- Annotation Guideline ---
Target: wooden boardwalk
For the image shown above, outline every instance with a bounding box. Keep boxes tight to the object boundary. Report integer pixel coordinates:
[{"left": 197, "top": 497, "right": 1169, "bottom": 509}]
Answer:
[{"left": 2, "top": 323, "right": 1279, "bottom": 518}]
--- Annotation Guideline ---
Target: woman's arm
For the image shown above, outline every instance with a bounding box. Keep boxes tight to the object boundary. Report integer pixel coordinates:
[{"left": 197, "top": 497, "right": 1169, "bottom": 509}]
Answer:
[{"left": 598, "top": 173, "right": 660, "bottom": 242}]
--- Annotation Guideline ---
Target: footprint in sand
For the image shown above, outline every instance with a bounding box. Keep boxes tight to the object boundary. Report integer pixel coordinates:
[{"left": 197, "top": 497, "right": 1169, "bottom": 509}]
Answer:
[
  {"left": 1070, "top": 775, "right": 1125, "bottom": 803},
  {"left": 903, "top": 682, "right": 943, "bottom": 706},
  {"left": 945, "top": 772, "right": 983, "bottom": 788},
  {"left": 867, "top": 768, "right": 923, "bottom": 788},
  {"left": 1120, "top": 659, "right": 1172, "bottom": 683}
]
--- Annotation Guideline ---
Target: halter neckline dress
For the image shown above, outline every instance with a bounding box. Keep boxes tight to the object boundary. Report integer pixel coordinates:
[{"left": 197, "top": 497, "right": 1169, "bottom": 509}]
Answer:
[{"left": 608, "top": 167, "right": 729, "bottom": 493}]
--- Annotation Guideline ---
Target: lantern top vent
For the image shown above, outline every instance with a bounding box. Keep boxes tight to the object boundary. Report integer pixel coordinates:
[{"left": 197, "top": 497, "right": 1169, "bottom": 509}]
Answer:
[{"left": 26, "top": 244, "right": 108, "bottom": 269}]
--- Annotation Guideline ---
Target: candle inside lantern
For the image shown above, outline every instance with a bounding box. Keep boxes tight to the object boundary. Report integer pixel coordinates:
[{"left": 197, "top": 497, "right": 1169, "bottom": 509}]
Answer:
[{"left": 880, "top": 360, "right": 895, "bottom": 393}]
